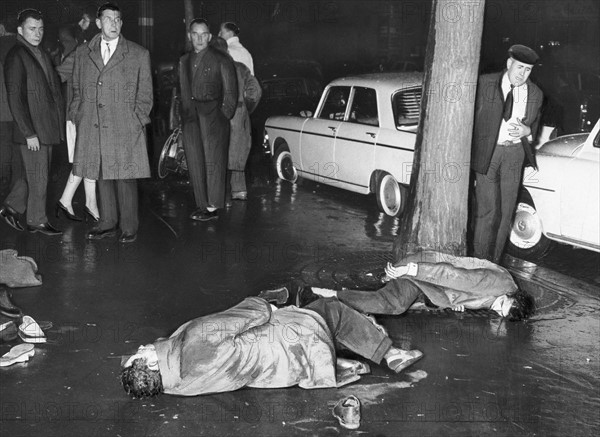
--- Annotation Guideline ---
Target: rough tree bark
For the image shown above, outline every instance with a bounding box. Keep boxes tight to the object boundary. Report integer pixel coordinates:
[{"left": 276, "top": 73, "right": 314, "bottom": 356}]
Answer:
[{"left": 393, "top": 0, "right": 486, "bottom": 261}]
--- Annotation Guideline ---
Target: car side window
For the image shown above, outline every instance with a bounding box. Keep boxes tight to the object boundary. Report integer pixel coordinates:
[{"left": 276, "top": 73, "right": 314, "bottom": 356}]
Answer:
[
  {"left": 319, "top": 86, "right": 351, "bottom": 121},
  {"left": 392, "top": 87, "right": 422, "bottom": 128},
  {"left": 348, "top": 87, "right": 379, "bottom": 127}
]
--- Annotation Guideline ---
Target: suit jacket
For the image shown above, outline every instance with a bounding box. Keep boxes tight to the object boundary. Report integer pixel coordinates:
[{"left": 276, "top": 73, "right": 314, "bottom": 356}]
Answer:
[
  {"left": 152, "top": 297, "right": 336, "bottom": 396},
  {"left": 3, "top": 36, "right": 64, "bottom": 144},
  {"left": 179, "top": 46, "right": 238, "bottom": 122},
  {"left": 471, "top": 71, "right": 543, "bottom": 174},
  {"left": 69, "top": 33, "right": 153, "bottom": 179}
]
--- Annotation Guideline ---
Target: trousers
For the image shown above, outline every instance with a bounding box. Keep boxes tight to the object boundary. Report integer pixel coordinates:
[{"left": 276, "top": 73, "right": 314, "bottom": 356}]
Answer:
[
  {"left": 305, "top": 298, "right": 393, "bottom": 363},
  {"left": 4, "top": 144, "right": 53, "bottom": 225},
  {"left": 337, "top": 279, "right": 423, "bottom": 315}
]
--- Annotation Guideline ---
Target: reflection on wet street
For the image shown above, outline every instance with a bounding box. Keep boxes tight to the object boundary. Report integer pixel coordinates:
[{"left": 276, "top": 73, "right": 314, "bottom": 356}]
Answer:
[{"left": 0, "top": 161, "right": 598, "bottom": 436}]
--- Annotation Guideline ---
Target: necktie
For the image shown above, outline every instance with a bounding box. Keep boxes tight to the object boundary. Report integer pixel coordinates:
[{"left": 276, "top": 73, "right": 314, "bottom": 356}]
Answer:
[
  {"left": 503, "top": 85, "right": 514, "bottom": 121},
  {"left": 103, "top": 42, "right": 111, "bottom": 65}
]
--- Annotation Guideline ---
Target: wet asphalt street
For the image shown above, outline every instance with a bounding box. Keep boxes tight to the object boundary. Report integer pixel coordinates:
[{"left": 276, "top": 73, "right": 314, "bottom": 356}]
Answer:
[{"left": 0, "top": 150, "right": 599, "bottom": 436}]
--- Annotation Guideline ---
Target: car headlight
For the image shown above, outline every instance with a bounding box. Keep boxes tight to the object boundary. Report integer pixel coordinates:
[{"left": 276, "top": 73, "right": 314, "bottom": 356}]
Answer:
[{"left": 262, "top": 130, "right": 270, "bottom": 155}]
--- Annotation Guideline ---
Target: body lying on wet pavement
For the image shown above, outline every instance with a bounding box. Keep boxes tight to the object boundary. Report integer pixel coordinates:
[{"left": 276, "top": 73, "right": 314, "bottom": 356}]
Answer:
[
  {"left": 311, "top": 250, "right": 535, "bottom": 321},
  {"left": 121, "top": 296, "right": 422, "bottom": 398}
]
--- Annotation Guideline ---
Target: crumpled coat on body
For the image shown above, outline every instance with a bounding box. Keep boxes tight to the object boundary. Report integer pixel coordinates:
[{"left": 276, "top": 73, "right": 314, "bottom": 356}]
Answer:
[
  {"left": 153, "top": 297, "right": 337, "bottom": 396},
  {"left": 399, "top": 250, "right": 518, "bottom": 309},
  {"left": 69, "top": 33, "right": 153, "bottom": 179}
]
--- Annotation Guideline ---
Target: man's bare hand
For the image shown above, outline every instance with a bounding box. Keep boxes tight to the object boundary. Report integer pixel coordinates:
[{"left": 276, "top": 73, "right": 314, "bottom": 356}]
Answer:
[
  {"left": 451, "top": 304, "right": 466, "bottom": 312},
  {"left": 384, "top": 262, "right": 409, "bottom": 280},
  {"left": 26, "top": 137, "right": 40, "bottom": 151},
  {"left": 508, "top": 118, "right": 531, "bottom": 139}
]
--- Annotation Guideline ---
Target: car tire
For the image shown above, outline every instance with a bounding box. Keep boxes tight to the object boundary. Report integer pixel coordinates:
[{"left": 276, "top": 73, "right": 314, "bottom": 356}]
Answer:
[
  {"left": 274, "top": 147, "right": 298, "bottom": 183},
  {"left": 375, "top": 172, "right": 406, "bottom": 217},
  {"left": 506, "top": 198, "right": 553, "bottom": 260},
  {"left": 158, "top": 128, "right": 181, "bottom": 179}
]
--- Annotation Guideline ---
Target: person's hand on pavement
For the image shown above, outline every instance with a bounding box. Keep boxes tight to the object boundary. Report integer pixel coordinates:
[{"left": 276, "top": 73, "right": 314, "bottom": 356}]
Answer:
[
  {"left": 26, "top": 137, "right": 40, "bottom": 151},
  {"left": 451, "top": 304, "right": 466, "bottom": 312}
]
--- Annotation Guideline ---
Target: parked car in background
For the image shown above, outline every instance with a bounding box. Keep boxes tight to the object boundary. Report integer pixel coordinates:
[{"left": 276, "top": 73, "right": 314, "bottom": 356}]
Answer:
[
  {"left": 263, "top": 72, "right": 423, "bottom": 216},
  {"left": 251, "top": 59, "right": 324, "bottom": 153},
  {"left": 508, "top": 119, "right": 600, "bottom": 260}
]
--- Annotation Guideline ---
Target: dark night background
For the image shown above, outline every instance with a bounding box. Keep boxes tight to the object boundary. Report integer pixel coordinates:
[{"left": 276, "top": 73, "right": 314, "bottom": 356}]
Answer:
[
  {"left": 1, "top": 1, "right": 599, "bottom": 136},
  {"left": 1, "top": 0, "right": 598, "bottom": 72}
]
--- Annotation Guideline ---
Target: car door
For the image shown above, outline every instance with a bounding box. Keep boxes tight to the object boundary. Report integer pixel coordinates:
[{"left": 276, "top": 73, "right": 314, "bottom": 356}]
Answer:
[
  {"left": 333, "top": 86, "right": 379, "bottom": 192},
  {"left": 300, "top": 86, "right": 350, "bottom": 182},
  {"left": 560, "top": 125, "right": 600, "bottom": 247}
]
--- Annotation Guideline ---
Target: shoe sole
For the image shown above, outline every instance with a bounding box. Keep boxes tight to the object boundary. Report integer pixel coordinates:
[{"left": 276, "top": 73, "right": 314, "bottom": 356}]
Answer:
[
  {"left": 388, "top": 353, "right": 423, "bottom": 373},
  {"left": 18, "top": 332, "right": 47, "bottom": 343},
  {"left": 195, "top": 216, "right": 218, "bottom": 222},
  {"left": 87, "top": 232, "right": 117, "bottom": 240},
  {"left": 0, "top": 349, "right": 35, "bottom": 367}
]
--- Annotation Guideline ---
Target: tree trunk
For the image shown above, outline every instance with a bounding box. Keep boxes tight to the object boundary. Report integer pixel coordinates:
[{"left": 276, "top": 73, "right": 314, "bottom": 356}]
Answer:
[{"left": 393, "top": 0, "right": 486, "bottom": 261}]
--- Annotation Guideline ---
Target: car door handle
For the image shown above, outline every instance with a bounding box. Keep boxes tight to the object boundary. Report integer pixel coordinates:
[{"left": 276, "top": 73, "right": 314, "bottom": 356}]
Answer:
[
  {"left": 328, "top": 126, "right": 337, "bottom": 133},
  {"left": 366, "top": 132, "right": 376, "bottom": 138}
]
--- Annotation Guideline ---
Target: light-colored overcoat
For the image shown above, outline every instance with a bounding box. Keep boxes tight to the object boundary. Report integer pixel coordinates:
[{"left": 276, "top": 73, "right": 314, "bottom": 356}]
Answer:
[
  {"left": 69, "top": 33, "right": 153, "bottom": 179},
  {"left": 153, "top": 297, "right": 337, "bottom": 396}
]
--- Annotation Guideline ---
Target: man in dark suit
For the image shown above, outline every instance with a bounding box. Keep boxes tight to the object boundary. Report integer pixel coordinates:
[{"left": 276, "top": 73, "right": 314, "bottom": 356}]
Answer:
[
  {"left": 70, "top": 3, "right": 153, "bottom": 243},
  {"left": 471, "top": 45, "right": 543, "bottom": 263},
  {"left": 179, "top": 19, "right": 238, "bottom": 221},
  {"left": 1, "top": 9, "right": 64, "bottom": 236}
]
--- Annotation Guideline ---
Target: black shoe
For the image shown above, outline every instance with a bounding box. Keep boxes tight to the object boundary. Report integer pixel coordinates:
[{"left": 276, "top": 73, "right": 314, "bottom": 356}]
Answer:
[
  {"left": 0, "top": 289, "right": 23, "bottom": 319},
  {"left": 87, "top": 227, "right": 117, "bottom": 240},
  {"left": 190, "top": 209, "right": 218, "bottom": 221},
  {"left": 55, "top": 201, "right": 83, "bottom": 221},
  {"left": 296, "top": 284, "right": 320, "bottom": 308},
  {"left": 0, "top": 205, "right": 24, "bottom": 231},
  {"left": 84, "top": 206, "right": 99, "bottom": 222},
  {"left": 27, "top": 222, "right": 62, "bottom": 236},
  {"left": 119, "top": 232, "right": 137, "bottom": 243}
]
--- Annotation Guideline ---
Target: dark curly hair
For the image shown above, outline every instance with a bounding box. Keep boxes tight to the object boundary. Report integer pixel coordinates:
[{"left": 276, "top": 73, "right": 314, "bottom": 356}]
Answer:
[
  {"left": 121, "top": 358, "right": 163, "bottom": 398},
  {"left": 506, "top": 289, "right": 535, "bottom": 321}
]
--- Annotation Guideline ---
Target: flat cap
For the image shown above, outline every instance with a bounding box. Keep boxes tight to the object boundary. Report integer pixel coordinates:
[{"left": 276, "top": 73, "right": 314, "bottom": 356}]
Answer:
[{"left": 508, "top": 44, "right": 539, "bottom": 65}]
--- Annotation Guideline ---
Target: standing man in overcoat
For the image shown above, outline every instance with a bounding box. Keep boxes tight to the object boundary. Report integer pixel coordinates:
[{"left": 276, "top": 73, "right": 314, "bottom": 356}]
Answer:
[
  {"left": 470, "top": 45, "right": 543, "bottom": 263},
  {"left": 179, "top": 19, "right": 237, "bottom": 221},
  {"left": 70, "top": 3, "right": 153, "bottom": 243},
  {"left": 1, "top": 9, "right": 64, "bottom": 236}
]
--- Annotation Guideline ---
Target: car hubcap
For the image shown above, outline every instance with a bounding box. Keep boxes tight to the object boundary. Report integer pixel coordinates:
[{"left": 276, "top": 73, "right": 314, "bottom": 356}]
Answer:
[
  {"left": 382, "top": 175, "right": 400, "bottom": 215},
  {"left": 277, "top": 152, "right": 297, "bottom": 182},
  {"left": 510, "top": 203, "right": 543, "bottom": 249}
]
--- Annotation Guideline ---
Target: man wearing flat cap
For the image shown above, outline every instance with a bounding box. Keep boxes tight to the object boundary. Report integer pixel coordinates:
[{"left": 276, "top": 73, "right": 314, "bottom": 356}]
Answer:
[{"left": 471, "top": 44, "right": 543, "bottom": 263}]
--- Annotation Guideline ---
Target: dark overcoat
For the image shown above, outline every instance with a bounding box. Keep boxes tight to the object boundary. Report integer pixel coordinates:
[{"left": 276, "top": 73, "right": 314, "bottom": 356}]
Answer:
[
  {"left": 69, "top": 33, "right": 153, "bottom": 179},
  {"left": 4, "top": 37, "right": 64, "bottom": 145},
  {"left": 470, "top": 71, "right": 543, "bottom": 174}
]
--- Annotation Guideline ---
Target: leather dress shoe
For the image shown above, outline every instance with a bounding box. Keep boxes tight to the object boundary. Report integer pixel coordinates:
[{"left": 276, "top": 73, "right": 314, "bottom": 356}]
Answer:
[
  {"left": 190, "top": 209, "right": 219, "bottom": 221},
  {"left": 0, "top": 288, "right": 23, "bottom": 318},
  {"left": 0, "top": 205, "right": 24, "bottom": 231},
  {"left": 27, "top": 222, "right": 62, "bottom": 236},
  {"left": 292, "top": 281, "right": 320, "bottom": 308},
  {"left": 119, "top": 232, "right": 137, "bottom": 243},
  {"left": 87, "top": 227, "right": 118, "bottom": 240}
]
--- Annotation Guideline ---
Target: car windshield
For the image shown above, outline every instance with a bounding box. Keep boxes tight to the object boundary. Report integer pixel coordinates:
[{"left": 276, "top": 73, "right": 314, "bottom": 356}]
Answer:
[{"left": 262, "top": 78, "right": 308, "bottom": 101}]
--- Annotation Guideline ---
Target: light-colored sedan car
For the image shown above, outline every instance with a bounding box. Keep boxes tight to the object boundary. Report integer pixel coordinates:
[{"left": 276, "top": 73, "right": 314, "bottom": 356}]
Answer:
[
  {"left": 263, "top": 72, "right": 423, "bottom": 216},
  {"left": 508, "top": 119, "right": 600, "bottom": 259}
]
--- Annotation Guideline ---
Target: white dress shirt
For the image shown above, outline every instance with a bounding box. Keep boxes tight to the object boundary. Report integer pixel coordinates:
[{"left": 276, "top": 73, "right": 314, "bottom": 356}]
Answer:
[
  {"left": 101, "top": 36, "right": 119, "bottom": 65},
  {"left": 497, "top": 73, "right": 528, "bottom": 144},
  {"left": 226, "top": 36, "right": 254, "bottom": 75}
]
